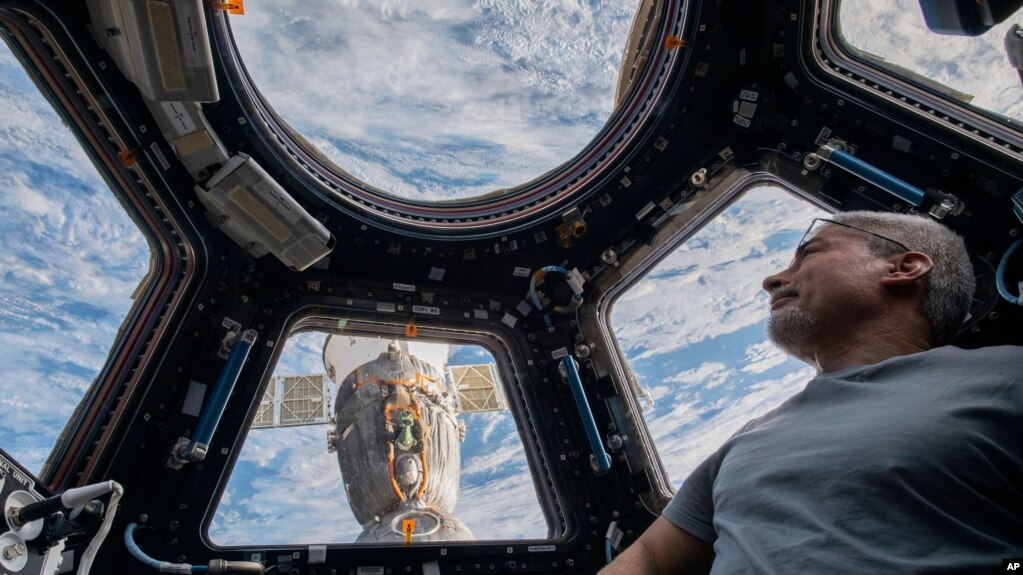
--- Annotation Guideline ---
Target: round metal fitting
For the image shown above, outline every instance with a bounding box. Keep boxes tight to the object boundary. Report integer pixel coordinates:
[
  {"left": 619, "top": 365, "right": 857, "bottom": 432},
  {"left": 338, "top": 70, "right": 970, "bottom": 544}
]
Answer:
[
  {"left": 803, "top": 153, "right": 821, "bottom": 171},
  {"left": 689, "top": 168, "right": 707, "bottom": 187}
]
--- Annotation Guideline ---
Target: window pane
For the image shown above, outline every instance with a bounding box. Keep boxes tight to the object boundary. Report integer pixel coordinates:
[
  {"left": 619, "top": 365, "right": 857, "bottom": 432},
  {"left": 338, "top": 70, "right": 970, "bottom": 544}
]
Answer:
[
  {"left": 210, "top": 333, "right": 547, "bottom": 544},
  {"left": 837, "top": 0, "right": 1023, "bottom": 122},
  {"left": 0, "top": 44, "right": 151, "bottom": 473},
  {"left": 229, "top": 2, "right": 636, "bottom": 201},
  {"left": 611, "top": 188, "right": 824, "bottom": 488}
]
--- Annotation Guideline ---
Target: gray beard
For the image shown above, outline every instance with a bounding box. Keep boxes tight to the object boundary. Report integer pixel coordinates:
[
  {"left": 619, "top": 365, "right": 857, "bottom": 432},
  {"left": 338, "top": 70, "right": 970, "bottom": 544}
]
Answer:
[{"left": 767, "top": 307, "right": 819, "bottom": 365}]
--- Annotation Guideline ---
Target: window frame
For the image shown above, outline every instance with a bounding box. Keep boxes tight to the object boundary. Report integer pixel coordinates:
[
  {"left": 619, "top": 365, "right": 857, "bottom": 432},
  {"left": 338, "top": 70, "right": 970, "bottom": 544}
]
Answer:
[
  {"left": 813, "top": 0, "right": 1023, "bottom": 161},
  {"left": 201, "top": 310, "right": 570, "bottom": 548},
  {"left": 578, "top": 171, "right": 831, "bottom": 511},
  {"left": 0, "top": 9, "right": 190, "bottom": 491}
]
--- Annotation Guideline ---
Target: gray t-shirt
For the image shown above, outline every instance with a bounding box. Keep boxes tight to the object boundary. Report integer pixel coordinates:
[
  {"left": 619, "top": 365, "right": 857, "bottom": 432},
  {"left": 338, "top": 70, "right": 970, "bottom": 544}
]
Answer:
[{"left": 663, "top": 345, "right": 1023, "bottom": 573}]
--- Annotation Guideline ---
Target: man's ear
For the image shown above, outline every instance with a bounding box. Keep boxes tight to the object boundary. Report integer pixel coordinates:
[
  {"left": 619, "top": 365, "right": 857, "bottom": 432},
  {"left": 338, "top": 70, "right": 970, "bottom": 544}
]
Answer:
[{"left": 880, "top": 251, "right": 933, "bottom": 285}]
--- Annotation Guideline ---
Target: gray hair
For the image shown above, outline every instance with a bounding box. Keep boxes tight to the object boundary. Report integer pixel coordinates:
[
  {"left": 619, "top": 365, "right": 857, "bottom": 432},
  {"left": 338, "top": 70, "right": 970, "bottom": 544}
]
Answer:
[{"left": 831, "top": 211, "right": 974, "bottom": 345}]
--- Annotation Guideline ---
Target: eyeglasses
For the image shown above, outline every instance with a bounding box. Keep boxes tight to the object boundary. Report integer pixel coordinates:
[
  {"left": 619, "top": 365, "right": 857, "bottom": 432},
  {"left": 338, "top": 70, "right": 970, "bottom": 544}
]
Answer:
[{"left": 792, "top": 218, "right": 910, "bottom": 266}]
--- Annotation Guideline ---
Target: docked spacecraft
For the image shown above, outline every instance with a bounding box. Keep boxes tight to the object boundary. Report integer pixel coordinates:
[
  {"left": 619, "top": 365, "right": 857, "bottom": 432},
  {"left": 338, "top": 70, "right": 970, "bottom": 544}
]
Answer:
[{"left": 323, "top": 337, "right": 473, "bottom": 543}]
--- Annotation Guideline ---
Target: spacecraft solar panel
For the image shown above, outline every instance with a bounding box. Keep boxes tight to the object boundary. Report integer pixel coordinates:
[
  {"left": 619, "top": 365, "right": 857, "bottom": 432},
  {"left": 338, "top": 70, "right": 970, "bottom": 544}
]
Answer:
[
  {"left": 250, "top": 374, "right": 331, "bottom": 429},
  {"left": 449, "top": 364, "right": 504, "bottom": 413},
  {"left": 252, "top": 387, "right": 276, "bottom": 429}
]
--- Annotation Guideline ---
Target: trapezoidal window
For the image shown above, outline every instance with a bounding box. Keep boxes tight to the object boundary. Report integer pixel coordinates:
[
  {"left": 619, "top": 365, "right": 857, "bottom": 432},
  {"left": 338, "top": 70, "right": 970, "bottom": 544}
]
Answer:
[
  {"left": 227, "top": 2, "right": 637, "bottom": 201},
  {"left": 210, "top": 332, "right": 548, "bottom": 544},
  {"left": 609, "top": 187, "right": 825, "bottom": 489},
  {"left": 835, "top": 0, "right": 1023, "bottom": 122},
  {"left": 0, "top": 42, "right": 152, "bottom": 474}
]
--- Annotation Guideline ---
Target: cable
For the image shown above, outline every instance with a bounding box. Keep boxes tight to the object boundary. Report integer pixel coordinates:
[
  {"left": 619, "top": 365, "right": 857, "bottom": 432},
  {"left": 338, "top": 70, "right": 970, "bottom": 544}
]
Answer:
[
  {"left": 605, "top": 520, "right": 619, "bottom": 564},
  {"left": 529, "top": 266, "right": 584, "bottom": 326},
  {"left": 124, "top": 523, "right": 208, "bottom": 573},
  {"left": 77, "top": 482, "right": 123, "bottom": 575},
  {"left": 996, "top": 239, "right": 1022, "bottom": 306}
]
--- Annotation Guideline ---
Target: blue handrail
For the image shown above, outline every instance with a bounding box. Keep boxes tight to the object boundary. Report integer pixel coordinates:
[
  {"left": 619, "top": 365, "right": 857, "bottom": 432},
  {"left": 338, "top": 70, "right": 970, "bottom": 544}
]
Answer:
[
  {"left": 562, "top": 356, "right": 611, "bottom": 473},
  {"left": 822, "top": 147, "right": 926, "bottom": 207},
  {"left": 193, "top": 329, "right": 258, "bottom": 447}
]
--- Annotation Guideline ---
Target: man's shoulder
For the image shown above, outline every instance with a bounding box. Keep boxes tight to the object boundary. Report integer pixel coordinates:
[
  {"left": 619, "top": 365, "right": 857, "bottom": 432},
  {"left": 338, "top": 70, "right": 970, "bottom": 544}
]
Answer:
[
  {"left": 921, "top": 344, "right": 1023, "bottom": 363},
  {"left": 883, "top": 345, "right": 1023, "bottom": 387}
]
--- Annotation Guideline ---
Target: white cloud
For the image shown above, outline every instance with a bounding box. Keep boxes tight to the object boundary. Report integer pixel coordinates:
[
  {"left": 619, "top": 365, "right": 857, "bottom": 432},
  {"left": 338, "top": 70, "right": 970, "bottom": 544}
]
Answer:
[
  {"left": 838, "top": 0, "right": 1023, "bottom": 121},
  {"left": 666, "top": 362, "right": 733, "bottom": 390},
  {"left": 0, "top": 47, "right": 150, "bottom": 474},
  {"left": 653, "top": 368, "right": 814, "bottom": 487},
  {"left": 742, "top": 340, "right": 788, "bottom": 374},
  {"left": 228, "top": 0, "right": 634, "bottom": 200},
  {"left": 612, "top": 187, "right": 822, "bottom": 360}
]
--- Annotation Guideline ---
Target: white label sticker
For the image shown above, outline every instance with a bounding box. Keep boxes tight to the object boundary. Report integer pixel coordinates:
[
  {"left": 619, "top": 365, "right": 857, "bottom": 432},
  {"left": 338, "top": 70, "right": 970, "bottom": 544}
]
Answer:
[
  {"left": 473, "top": 309, "right": 488, "bottom": 319},
  {"left": 516, "top": 300, "right": 533, "bottom": 316},
  {"left": 149, "top": 142, "right": 171, "bottom": 170},
  {"left": 528, "top": 545, "right": 556, "bottom": 553},
  {"left": 740, "top": 89, "right": 759, "bottom": 102},
  {"left": 376, "top": 302, "right": 396, "bottom": 312},
  {"left": 357, "top": 568, "right": 385, "bottom": 575},
  {"left": 635, "top": 202, "right": 656, "bottom": 220},
  {"left": 501, "top": 312, "right": 518, "bottom": 328},
  {"left": 551, "top": 348, "right": 569, "bottom": 360},
  {"left": 393, "top": 283, "right": 416, "bottom": 292},
  {"left": 412, "top": 305, "right": 440, "bottom": 315},
  {"left": 181, "top": 381, "right": 206, "bottom": 417},
  {"left": 513, "top": 267, "right": 531, "bottom": 277},
  {"left": 733, "top": 115, "right": 752, "bottom": 128},
  {"left": 428, "top": 267, "right": 445, "bottom": 281}
]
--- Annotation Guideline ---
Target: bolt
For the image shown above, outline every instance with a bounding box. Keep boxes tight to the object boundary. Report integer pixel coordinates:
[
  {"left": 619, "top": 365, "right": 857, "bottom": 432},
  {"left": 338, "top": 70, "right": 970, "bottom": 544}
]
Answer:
[
  {"left": 608, "top": 434, "right": 624, "bottom": 451},
  {"left": 3, "top": 543, "right": 26, "bottom": 559},
  {"left": 803, "top": 153, "right": 821, "bottom": 171}
]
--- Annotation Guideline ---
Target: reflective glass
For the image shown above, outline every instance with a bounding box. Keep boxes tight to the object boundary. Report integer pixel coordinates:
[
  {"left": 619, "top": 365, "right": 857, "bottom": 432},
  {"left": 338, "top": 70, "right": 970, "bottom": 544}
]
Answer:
[
  {"left": 837, "top": 0, "right": 1023, "bottom": 122},
  {"left": 610, "top": 187, "right": 824, "bottom": 488},
  {"left": 228, "top": 2, "right": 636, "bottom": 201},
  {"left": 210, "top": 332, "right": 547, "bottom": 544},
  {"left": 0, "top": 44, "right": 151, "bottom": 473}
]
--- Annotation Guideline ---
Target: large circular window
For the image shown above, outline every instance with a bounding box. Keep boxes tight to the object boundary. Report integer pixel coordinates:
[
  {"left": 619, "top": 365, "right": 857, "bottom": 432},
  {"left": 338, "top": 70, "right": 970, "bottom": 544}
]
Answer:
[{"left": 226, "top": 0, "right": 674, "bottom": 219}]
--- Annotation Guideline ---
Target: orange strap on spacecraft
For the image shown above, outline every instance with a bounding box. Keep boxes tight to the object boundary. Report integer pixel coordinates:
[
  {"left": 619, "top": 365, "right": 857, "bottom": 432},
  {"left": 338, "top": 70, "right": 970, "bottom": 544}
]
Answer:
[{"left": 387, "top": 443, "right": 406, "bottom": 501}]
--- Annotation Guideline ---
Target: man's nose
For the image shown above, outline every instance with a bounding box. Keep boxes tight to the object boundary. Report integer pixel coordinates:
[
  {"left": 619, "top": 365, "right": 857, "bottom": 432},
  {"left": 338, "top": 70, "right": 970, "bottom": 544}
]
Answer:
[{"left": 761, "top": 269, "right": 790, "bottom": 293}]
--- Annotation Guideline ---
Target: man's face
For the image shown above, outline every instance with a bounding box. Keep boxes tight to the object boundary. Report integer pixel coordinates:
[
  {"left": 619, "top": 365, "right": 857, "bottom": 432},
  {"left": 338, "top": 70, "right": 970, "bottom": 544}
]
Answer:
[{"left": 761, "top": 222, "right": 890, "bottom": 363}]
